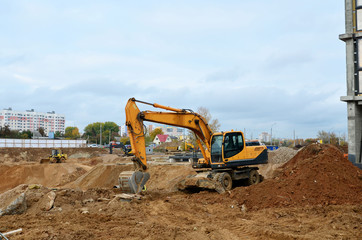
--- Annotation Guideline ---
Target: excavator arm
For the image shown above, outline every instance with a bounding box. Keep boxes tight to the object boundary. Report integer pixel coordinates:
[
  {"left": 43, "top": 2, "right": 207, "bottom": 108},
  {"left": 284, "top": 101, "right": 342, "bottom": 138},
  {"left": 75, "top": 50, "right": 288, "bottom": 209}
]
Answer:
[{"left": 125, "top": 98, "right": 213, "bottom": 171}]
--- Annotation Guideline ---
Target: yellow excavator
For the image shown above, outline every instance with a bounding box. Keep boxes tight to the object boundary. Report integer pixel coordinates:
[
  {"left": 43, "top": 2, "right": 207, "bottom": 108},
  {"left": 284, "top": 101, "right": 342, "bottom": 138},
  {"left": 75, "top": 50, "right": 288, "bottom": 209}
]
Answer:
[{"left": 118, "top": 98, "right": 268, "bottom": 193}]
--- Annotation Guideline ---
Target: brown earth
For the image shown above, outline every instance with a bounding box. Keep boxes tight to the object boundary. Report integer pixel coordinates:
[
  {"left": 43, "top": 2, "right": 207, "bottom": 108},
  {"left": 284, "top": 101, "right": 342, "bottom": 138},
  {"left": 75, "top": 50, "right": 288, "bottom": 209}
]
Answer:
[
  {"left": 257, "top": 146, "right": 298, "bottom": 179},
  {"left": 0, "top": 147, "right": 111, "bottom": 163},
  {"left": 0, "top": 145, "right": 361, "bottom": 239},
  {"left": 0, "top": 163, "right": 91, "bottom": 193}
]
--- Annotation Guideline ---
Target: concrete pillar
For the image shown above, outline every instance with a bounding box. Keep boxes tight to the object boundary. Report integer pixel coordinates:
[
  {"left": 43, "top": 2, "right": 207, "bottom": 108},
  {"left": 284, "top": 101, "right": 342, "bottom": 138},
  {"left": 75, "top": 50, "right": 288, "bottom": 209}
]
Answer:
[{"left": 340, "top": 0, "right": 362, "bottom": 168}]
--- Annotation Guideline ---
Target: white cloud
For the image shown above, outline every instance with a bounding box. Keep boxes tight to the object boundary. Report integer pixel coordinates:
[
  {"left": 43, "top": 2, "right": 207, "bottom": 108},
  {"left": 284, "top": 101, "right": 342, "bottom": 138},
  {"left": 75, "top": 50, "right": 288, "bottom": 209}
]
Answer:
[{"left": 0, "top": 0, "right": 347, "bottom": 138}]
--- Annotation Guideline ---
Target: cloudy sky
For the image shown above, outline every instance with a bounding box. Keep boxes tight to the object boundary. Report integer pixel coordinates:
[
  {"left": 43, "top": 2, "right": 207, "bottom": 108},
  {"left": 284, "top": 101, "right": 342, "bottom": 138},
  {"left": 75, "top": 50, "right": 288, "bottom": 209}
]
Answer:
[{"left": 0, "top": 0, "right": 346, "bottom": 139}]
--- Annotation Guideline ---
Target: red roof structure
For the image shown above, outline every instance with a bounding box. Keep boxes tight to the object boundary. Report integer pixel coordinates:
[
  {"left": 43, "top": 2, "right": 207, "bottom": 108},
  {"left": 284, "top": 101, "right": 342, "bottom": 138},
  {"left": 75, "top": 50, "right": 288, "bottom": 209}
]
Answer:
[{"left": 156, "top": 134, "right": 169, "bottom": 142}]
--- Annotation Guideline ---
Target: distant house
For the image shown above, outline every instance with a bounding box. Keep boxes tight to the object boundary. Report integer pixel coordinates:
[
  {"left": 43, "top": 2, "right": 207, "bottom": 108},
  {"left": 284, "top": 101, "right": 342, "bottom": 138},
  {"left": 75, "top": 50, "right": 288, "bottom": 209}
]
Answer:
[{"left": 153, "top": 134, "right": 172, "bottom": 145}]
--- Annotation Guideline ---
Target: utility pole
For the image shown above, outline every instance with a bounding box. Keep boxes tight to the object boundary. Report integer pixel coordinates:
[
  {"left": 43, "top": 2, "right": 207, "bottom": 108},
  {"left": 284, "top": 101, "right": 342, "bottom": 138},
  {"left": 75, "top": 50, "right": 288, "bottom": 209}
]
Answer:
[
  {"left": 293, "top": 130, "right": 295, "bottom": 147},
  {"left": 100, "top": 124, "right": 102, "bottom": 146},
  {"left": 270, "top": 123, "right": 276, "bottom": 145}
]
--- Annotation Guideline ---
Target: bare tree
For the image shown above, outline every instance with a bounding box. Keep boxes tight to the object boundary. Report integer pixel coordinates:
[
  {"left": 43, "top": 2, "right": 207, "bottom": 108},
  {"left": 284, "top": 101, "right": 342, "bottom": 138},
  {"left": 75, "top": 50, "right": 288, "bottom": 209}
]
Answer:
[
  {"left": 196, "top": 107, "right": 221, "bottom": 133},
  {"left": 188, "top": 107, "right": 220, "bottom": 147}
]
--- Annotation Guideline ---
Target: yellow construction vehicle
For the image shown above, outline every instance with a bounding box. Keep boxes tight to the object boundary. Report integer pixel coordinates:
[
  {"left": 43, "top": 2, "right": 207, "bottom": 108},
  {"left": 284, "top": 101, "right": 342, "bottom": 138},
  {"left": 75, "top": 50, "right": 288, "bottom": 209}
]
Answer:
[
  {"left": 184, "top": 142, "right": 194, "bottom": 151},
  {"left": 40, "top": 149, "right": 67, "bottom": 164},
  {"left": 118, "top": 98, "right": 268, "bottom": 193}
]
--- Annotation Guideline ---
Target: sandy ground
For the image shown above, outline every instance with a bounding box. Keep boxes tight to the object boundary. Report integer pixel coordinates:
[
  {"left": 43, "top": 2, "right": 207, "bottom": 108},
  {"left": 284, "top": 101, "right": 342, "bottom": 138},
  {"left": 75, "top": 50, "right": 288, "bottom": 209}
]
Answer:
[{"left": 0, "top": 146, "right": 361, "bottom": 240}]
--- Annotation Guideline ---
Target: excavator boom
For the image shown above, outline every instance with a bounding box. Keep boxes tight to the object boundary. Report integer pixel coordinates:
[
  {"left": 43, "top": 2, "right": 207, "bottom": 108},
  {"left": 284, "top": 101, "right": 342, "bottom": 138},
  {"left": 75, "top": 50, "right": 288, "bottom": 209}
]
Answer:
[
  {"left": 121, "top": 98, "right": 214, "bottom": 193},
  {"left": 125, "top": 98, "right": 213, "bottom": 170}
]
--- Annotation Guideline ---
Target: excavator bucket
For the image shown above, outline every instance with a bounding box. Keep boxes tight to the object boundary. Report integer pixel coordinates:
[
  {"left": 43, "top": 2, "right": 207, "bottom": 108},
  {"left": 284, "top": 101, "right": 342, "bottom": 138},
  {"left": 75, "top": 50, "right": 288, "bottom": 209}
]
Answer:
[{"left": 118, "top": 171, "right": 150, "bottom": 194}]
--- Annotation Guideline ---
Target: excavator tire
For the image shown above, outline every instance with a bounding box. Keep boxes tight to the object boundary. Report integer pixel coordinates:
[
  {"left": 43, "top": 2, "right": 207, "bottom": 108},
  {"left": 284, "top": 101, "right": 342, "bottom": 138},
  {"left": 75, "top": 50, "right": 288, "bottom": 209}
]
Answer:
[
  {"left": 58, "top": 157, "right": 66, "bottom": 163},
  {"left": 218, "top": 172, "right": 232, "bottom": 191},
  {"left": 247, "top": 170, "right": 260, "bottom": 185}
]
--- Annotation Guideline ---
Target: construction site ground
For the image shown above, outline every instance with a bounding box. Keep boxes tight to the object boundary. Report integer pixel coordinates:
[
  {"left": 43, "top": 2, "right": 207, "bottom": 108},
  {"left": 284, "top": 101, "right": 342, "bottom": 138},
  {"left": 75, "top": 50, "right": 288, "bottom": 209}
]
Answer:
[{"left": 0, "top": 145, "right": 361, "bottom": 239}]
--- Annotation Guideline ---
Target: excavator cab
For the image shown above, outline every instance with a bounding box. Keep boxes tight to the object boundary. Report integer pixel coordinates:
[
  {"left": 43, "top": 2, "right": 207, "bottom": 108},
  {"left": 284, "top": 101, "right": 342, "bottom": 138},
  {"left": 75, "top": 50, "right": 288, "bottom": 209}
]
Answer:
[{"left": 208, "top": 131, "right": 267, "bottom": 169}]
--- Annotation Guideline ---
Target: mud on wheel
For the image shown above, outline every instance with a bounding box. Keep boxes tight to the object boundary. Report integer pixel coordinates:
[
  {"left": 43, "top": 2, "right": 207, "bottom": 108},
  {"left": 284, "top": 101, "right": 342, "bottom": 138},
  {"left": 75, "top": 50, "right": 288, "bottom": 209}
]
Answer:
[
  {"left": 247, "top": 170, "right": 260, "bottom": 185},
  {"left": 218, "top": 172, "right": 232, "bottom": 191}
]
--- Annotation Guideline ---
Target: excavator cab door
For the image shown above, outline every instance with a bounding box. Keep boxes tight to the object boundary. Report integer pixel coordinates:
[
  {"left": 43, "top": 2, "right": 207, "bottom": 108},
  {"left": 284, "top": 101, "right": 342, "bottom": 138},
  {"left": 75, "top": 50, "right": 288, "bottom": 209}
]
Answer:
[
  {"left": 223, "top": 132, "right": 244, "bottom": 159},
  {"left": 210, "top": 135, "right": 223, "bottom": 163},
  {"left": 210, "top": 132, "right": 244, "bottom": 167}
]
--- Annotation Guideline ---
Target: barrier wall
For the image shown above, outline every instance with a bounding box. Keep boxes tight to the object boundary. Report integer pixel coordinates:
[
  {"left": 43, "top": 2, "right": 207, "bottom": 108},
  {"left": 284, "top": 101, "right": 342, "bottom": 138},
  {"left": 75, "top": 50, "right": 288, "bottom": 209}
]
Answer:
[{"left": 0, "top": 138, "right": 86, "bottom": 148}]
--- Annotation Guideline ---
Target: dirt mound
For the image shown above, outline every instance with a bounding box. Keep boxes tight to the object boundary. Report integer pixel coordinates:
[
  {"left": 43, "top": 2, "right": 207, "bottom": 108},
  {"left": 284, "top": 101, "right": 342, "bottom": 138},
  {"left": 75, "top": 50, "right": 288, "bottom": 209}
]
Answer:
[
  {"left": 191, "top": 144, "right": 362, "bottom": 210},
  {"left": 0, "top": 148, "right": 109, "bottom": 163},
  {"left": 65, "top": 164, "right": 132, "bottom": 190},
  {"left": 67, "top": 164, "right": 196, "bottom": 192},
  {"left": 229, "top": 144, "right": 362, "bottom": 209},
  {"left": 147, "top": 165, "right": 196, "bottom": 191},
  {"left": 268, "top": 147, "right": 298, "bottom": 164},
  {"left": 0, "top": 164, "right": 90, "bottom": 193},
  {"left": 257, "top": 147, "right": 298, "bottom": 179}
]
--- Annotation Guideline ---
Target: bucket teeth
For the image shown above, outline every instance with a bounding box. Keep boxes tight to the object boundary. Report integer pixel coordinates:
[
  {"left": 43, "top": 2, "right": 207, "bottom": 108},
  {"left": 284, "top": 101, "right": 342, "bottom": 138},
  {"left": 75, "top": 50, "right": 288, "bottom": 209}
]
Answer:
[{"left": 118, "top": 171, "right": 150, "bottom": 194}]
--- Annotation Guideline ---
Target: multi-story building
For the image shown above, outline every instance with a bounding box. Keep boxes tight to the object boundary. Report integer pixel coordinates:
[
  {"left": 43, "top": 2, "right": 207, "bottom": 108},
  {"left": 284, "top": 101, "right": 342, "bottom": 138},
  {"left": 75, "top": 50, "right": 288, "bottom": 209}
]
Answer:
[
  {"left": 0, "top": 108, "right": 65, "bottom": 135},
  {"left": 258, "top": 132, "right": 271, "bottom": 143},
  {"left": 159, "top": 126, "right": 185, "bottom": 138}
]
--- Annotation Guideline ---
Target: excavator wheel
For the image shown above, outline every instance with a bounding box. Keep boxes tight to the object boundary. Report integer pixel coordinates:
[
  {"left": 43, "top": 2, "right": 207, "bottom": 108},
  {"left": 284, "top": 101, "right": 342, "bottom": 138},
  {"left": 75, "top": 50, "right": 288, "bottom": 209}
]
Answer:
[
  {"left": 247, "top": 170, "right": 260, "bottom": 185},
  {"left": 218, "top": 172, "right": 232, "bottom": 191},
  {"left": 58, "top": 157, "right": 66, "bottom": 163}
]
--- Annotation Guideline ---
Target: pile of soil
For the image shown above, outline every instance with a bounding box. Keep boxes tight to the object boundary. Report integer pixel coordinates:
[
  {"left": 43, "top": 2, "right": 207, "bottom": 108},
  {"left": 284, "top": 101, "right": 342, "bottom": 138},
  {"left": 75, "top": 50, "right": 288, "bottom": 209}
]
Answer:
[
  {"left": 193, "top": 144, "right": 362, "bottom": 210},
  {"left": 258, "top": 147, "right": 298, "bottom": 179},
  {"left": 268, "top": 147, "right": 298, "bottom": 164},
  {"left": 233, "top": 144, "right": 361, "bottom": 209},
  {"left": 65, "top": 164, "right": 131, "bottom": 190},
  {"left": 0, "top": 164, "right": 90, "bottom": 193},
  {"left": 0, "top": 148, "right": 109, "bottom": 163},
  {"left": 66, "top": 164, "right": 196, "bottom": 192}
]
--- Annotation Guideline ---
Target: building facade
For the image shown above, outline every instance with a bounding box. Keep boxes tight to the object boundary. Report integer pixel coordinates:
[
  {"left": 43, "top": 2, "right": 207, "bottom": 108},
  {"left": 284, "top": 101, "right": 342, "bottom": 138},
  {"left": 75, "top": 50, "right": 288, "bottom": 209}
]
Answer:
[
  {"left": 159, "top": 126, "right": 185, "bottom": 138},
  {"left": 0, "top": 108, "right": 65, "bottom": 135},
  {"left": 258, "top": 132, "right": 271, "bottom": 143},
  {"left": 119, "top": 124, "right": 128, "bottom": 137}
]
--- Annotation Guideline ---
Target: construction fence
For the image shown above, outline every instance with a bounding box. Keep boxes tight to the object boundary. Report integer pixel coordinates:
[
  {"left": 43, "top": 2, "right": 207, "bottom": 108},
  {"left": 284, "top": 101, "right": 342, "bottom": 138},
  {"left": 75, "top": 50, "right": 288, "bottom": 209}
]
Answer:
[{"left": 0, "top": 138, "right": 87, "bottom": 148}]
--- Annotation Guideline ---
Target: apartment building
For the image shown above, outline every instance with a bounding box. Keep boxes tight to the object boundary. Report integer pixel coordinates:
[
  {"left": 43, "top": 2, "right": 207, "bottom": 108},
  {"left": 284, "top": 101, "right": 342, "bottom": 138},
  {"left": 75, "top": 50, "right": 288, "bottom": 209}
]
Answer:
[
  {"left": 0, "top": 108, "right": 65, "bottom": 135},
  {"left": 159, "top": 126, "right": 185, "bottom": 138},
  {"left": 258, "top": 132, "right": 271, "bottom": 143}
]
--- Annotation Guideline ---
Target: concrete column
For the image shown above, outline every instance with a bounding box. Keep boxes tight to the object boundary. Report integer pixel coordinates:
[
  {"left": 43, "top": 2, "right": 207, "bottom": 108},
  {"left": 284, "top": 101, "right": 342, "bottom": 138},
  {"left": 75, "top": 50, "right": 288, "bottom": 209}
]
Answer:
[{"left": 340, "top": 0, "right": 362, "bottom": 168}]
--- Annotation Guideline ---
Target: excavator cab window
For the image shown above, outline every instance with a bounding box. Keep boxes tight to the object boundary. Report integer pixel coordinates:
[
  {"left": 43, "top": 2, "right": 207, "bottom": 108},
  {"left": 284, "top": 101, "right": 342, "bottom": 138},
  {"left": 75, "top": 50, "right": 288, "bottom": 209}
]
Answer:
[
  {"left": 211, "top": 135, "right": 223, "bottom": 163},
  {"left": 224, "top": 132, "right": 244, "bottom": 158}
]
